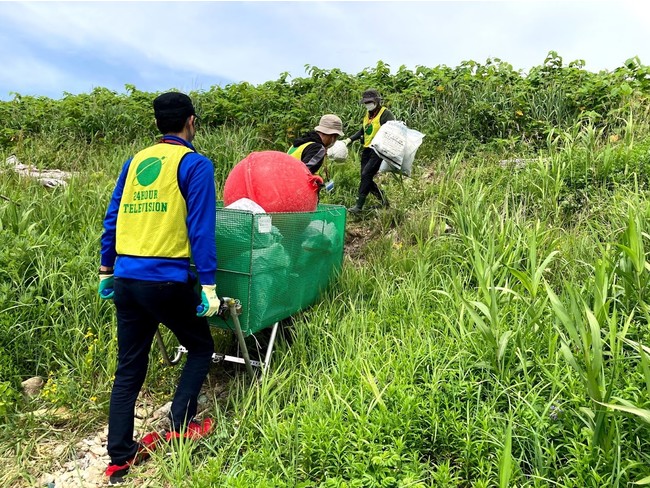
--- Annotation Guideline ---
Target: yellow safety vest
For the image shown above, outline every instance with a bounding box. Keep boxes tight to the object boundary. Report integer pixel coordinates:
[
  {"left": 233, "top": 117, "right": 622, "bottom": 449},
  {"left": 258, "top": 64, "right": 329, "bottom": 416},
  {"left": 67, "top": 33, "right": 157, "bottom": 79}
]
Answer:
[
  {"left": 116, "top": 143, "right": 193, "bottom": 258},
  {"left": 362, "top": 106, "right": 386, "bottom": 148},
  {"left": 287, "top": 141, "right": 314, "bottom": 160}
]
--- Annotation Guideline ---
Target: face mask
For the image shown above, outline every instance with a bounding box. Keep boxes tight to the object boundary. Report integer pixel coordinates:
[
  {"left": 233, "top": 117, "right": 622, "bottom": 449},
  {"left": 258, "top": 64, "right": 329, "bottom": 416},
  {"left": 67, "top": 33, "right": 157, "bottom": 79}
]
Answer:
[{"left": 364, "top": 102, "right": 377, "bottom": 111}]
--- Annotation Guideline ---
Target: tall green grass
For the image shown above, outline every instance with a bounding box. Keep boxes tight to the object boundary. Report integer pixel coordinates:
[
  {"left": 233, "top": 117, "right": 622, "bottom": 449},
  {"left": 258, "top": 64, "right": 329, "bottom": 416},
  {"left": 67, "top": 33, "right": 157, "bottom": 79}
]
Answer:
[
  {"left": 182, "top": 119, "right": 650, "bottom": 487},
  {"left": 3, "top": 67, "right": 650, "bottom": 486}
]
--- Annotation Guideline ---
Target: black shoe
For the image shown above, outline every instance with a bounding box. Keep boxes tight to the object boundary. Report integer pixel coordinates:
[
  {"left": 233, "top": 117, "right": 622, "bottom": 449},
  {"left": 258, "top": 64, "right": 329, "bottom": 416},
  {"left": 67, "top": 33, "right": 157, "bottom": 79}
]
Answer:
[{"left": 348, "top": 195, "right": 366, "bottom": 215}]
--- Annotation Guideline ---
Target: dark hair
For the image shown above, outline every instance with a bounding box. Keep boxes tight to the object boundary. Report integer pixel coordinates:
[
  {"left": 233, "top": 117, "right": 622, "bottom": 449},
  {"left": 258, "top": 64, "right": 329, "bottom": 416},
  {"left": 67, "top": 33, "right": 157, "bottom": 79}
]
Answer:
[
  {"left": 153, "top": 92, "right": 196, "bottom": 134},
  {"left": 361, "top": 88, "right": 382, "bottom": 104},
  {"left": 156, "top": 116, "right": 189, "bottom": 134}
]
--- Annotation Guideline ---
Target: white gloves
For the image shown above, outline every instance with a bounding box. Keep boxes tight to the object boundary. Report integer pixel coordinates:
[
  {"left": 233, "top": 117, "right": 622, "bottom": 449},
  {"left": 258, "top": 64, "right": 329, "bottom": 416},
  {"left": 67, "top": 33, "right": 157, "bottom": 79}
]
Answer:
[{"left": 197, "top": 284, "right": 221, "bottom": 317}]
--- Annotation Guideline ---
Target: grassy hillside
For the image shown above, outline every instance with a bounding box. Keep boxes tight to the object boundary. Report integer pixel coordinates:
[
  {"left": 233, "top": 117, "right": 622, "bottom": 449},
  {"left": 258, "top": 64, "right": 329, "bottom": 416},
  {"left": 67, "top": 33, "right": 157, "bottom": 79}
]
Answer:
[{"left": 2, "top": 54, "right": 650, "bottom": 486}]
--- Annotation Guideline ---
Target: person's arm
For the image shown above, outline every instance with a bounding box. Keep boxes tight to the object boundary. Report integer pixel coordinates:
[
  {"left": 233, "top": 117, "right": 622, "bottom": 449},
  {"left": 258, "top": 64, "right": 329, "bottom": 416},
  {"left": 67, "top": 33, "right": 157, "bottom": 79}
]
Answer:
[
  {"left": 180, "top": 154, "right": 217, "bottom": 286},
  {"left": 380, "top": 108, "right": 396, "bottom": 124},
  {"left": 100, "top": 159, "right": 131, "bottom": 269},
  {"left": 348, "top": 127, "right": 364, "bottom": 143},
  {"left": 302, "top": 144, "right": 326, "bottom": 174}
]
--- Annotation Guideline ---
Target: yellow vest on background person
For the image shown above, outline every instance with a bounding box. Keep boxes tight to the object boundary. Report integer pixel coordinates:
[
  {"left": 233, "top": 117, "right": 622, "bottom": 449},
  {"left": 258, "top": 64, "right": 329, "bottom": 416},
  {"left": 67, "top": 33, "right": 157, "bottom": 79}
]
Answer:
[
  {"left": 116, "top": 143, "right": 193, "bottom": 258},
  {"left": 287, "top": 141, "right": 315, "bottom": 160},
  {"left": 362, "top": 106, "right": 386, "bottom": 148}
]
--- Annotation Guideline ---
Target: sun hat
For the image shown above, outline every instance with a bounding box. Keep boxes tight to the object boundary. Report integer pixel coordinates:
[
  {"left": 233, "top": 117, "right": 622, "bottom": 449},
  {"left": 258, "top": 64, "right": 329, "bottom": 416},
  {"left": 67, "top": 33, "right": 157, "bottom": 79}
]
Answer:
[
  {"left": 360, "top": 89, "right": 382, "bottom": 104},
  {"left": 315, "top": 114, "right": 344, "bottom": 136},
  {"left": 153, "top": 92, "right": 196, "bottom": 120}
]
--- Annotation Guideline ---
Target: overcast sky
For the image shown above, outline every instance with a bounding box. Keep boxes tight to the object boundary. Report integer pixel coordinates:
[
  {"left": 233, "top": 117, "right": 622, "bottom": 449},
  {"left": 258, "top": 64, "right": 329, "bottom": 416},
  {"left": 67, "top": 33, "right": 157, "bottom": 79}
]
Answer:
[{"left": 1, "top": 1, "right": 648, "bottom": 101}]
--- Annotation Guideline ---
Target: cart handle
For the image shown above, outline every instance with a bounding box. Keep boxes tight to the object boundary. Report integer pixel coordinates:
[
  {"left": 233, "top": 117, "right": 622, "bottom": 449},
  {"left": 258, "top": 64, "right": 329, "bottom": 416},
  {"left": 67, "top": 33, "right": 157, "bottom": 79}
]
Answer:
[{"left": 196, "top": 296, "right": 242, "bottom": 317}]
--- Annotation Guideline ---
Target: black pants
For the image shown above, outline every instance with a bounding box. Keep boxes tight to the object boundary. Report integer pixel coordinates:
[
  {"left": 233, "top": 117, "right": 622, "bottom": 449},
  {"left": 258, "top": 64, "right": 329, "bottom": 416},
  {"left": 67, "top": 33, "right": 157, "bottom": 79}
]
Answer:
[
  {"left": 358, "top": 147, "right": 384, "bottom": 200},
  {"left": 108, "top": 277, "right": 214, "bottom": 465}
]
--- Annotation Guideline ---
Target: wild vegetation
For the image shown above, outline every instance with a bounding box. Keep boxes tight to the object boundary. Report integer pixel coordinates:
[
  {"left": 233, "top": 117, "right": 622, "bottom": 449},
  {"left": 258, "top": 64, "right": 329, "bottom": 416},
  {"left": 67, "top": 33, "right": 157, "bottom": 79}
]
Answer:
[{"left": 2, "top": 51, "right": 650, "bottom": 486}]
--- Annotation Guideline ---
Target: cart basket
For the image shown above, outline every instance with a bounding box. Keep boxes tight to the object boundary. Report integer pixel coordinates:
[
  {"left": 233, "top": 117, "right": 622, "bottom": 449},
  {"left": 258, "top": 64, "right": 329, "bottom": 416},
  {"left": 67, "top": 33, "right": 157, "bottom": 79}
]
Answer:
[{"left": 207, "top": 202, "right": 346, "bottom": 335}]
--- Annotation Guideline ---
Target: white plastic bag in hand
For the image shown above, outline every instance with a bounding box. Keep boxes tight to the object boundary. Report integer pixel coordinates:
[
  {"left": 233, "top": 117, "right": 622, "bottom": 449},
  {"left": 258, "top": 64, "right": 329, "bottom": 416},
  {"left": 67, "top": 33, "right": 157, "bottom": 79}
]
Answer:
[{"left": 327, "top": 140, "right": 349, "bottom": 161}]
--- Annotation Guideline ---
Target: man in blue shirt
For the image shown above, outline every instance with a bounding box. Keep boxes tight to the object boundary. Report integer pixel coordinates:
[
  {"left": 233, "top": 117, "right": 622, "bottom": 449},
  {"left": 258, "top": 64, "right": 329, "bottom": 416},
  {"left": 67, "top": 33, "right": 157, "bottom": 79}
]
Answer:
[{"left": 99, "top": 92, "right": 220, "bottom": 484}]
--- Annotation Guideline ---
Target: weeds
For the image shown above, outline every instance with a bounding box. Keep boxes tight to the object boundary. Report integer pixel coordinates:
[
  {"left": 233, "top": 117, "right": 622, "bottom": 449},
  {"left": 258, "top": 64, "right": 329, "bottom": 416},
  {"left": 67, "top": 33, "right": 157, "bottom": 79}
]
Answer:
[{"left": 3, "top": 59, "right": 650, "bottom": 486}]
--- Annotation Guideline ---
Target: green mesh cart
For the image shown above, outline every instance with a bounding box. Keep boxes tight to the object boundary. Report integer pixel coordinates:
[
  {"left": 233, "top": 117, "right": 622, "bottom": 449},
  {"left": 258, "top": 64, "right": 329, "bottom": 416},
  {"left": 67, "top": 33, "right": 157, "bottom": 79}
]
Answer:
[{"left": 161, "top": 203, "right": 346, "bottom": 376}]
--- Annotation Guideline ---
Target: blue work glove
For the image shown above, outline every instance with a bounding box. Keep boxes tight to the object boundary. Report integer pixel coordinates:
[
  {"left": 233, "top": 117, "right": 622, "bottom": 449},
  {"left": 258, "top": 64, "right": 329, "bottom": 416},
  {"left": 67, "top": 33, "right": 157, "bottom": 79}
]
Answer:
[
  {"left": 196, "top": 285, "right": 221, "bottom": 317},
  {"left": 98, "top": 271, "right": 114, "bottom": 300}
]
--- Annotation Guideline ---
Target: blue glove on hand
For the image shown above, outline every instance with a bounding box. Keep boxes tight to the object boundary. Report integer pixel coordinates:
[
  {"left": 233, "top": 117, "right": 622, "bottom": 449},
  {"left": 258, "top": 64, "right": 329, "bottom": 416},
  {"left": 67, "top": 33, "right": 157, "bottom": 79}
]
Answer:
[
  {"left": 98, "top": 272, "right": 114, "bottom": 300},
  {"left": 197, "top": 284, "right": 220, "bottom": 317}
]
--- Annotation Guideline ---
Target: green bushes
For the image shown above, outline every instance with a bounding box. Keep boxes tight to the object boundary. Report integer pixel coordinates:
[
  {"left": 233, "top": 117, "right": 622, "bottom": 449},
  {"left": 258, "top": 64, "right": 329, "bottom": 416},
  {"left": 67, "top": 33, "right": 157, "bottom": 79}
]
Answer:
[{"left": 3, "top": 53, "right": 650, "bottom": 158}]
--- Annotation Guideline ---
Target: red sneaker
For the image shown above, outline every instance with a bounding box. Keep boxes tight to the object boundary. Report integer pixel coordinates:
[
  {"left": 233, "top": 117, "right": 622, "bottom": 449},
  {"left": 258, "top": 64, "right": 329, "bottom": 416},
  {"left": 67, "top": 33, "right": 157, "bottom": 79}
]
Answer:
[
  {"left": 165, "top": 417, "right": 213, "bottom": 441},
  {"left": 105, "top": 431, "right": 161, "bottom": 483}
]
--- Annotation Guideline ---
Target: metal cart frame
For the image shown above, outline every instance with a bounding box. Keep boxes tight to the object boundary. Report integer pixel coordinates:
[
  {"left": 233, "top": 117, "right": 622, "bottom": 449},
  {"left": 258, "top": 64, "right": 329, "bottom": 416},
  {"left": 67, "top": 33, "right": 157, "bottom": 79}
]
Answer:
[{"left": 155, "top": 297, "right": 278, "bottom": 377}]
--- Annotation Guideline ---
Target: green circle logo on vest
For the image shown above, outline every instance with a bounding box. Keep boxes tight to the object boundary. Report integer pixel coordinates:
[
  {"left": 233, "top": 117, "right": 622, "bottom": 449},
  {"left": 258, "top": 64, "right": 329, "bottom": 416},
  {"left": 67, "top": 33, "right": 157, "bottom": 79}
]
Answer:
[
  {"left": 365, "top": 125, "right": 373, "bottom": 135},
  {"left": 135, "top": 156, "right": 165, "bottom": 186}
]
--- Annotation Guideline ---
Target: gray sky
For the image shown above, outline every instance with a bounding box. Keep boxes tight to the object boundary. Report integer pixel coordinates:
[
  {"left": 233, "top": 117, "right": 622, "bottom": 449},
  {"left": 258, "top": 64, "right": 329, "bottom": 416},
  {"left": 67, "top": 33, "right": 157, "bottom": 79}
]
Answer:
[{"left": 1, "top": 1, "right": 648, "bottom": 100}]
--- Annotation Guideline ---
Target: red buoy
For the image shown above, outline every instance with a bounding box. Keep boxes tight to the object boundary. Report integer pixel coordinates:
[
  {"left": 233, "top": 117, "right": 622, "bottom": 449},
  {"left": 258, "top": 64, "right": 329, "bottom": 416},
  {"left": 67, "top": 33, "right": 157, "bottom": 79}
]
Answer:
[{"left": 223, "top": 151, "right": 323, "bottom": 212}]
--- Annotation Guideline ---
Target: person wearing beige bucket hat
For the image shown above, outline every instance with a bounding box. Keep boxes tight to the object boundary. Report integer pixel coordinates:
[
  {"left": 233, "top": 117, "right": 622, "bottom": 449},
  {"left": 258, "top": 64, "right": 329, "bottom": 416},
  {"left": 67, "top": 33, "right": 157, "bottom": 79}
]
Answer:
[{"left": 288, "top": 114, "right": 344, "bottom": 178}]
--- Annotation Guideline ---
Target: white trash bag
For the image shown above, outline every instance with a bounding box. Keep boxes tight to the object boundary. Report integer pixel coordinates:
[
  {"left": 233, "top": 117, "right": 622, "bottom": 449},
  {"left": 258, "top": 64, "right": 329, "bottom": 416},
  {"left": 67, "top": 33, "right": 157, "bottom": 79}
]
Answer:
[
  {"left": 370, "top": 121, "right": 408, "bottom": 169},
  {"left": 374, "top": 121, "right": 425, "bottom": 177},
  {"left": 225, "top": 197, "right": 267, "bottom": 213},
  {"left": 399, "top": 126, "right": 425, "bottom": 176},
  {"left": 327, "top": 140, "right": 348, "bottom": 161}
]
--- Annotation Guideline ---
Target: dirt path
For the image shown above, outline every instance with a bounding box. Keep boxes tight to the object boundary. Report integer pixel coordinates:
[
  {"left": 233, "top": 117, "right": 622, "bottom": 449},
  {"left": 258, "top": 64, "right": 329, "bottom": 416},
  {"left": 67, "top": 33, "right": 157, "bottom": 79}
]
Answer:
[{"left": 35, "top": 368, "right": 232, "bottom": 487}]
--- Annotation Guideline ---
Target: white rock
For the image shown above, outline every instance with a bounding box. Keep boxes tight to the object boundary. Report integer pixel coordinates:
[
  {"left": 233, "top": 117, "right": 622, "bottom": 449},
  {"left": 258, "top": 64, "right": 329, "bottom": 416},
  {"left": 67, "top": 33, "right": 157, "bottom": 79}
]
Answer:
[
  {"left": 21, "top": 376, "right": 44, "bottom": 397},
  {"left": 89, "top": 445, "right": 105, "bottom": 456},
  {"left": 151, "top": 401, "right": 172, "bottom": 420}
]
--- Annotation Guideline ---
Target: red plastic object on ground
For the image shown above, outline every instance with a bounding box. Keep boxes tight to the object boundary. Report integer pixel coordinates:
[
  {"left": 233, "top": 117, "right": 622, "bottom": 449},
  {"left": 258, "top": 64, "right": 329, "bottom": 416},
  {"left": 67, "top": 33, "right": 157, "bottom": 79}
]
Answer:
[{"left": 223, "top": 151, "right": 323, "bottom": 212}]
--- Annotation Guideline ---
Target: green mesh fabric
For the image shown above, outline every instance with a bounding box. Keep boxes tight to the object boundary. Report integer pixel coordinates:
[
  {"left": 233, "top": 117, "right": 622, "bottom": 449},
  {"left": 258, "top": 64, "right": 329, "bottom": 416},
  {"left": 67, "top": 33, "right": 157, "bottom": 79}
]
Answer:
[{"left": 208, "top": 203, "right": 346, "bottom": 335}]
